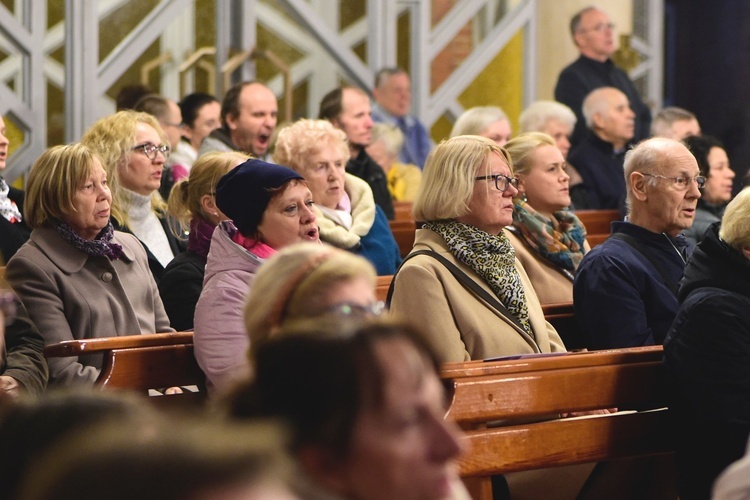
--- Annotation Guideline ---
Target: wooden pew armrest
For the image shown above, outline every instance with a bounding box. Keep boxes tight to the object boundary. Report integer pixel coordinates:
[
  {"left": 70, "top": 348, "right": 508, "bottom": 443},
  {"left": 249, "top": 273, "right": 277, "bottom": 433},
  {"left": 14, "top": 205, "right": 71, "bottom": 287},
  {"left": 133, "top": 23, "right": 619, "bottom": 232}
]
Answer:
[{"left": 44, "top": 332, "right": 194, "bottom": 358}]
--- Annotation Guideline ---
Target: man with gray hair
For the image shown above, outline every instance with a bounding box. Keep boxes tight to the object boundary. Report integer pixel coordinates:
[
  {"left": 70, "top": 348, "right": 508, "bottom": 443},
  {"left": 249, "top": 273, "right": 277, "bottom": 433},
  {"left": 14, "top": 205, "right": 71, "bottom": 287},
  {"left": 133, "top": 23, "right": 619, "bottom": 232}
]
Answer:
[
  {"left": 568, "top": 86, "right": 635, "bottom": 209},
  {"left": 555, "top": 5, "right": 651, "bottom": 148},
  {"left": 573, "top": 137, "right": 703, "bottom": 349},
  {"left": 371, "top": 68, "right": 432, "bottom": 168},
  {"left": 651, "top": 106, "right": 701, "bottom": 140}
]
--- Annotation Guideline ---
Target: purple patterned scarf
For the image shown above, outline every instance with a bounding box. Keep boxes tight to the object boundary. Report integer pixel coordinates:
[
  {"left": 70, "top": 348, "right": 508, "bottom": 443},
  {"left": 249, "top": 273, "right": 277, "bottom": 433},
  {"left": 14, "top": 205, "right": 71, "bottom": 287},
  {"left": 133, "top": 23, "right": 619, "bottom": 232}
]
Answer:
[
  {"left": 54, "top": 220, "right": 124, "bottom": 260},
  {"left": 187, "top": 217, "right": 215, "bottom": 259}
]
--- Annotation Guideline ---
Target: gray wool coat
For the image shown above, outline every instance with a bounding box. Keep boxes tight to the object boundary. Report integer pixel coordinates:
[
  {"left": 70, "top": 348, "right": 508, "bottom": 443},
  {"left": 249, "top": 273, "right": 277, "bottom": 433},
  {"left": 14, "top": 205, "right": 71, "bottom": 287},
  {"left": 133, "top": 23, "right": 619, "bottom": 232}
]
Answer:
[{"left": 6, "top": 225, "right": 173, "bottom": 386}]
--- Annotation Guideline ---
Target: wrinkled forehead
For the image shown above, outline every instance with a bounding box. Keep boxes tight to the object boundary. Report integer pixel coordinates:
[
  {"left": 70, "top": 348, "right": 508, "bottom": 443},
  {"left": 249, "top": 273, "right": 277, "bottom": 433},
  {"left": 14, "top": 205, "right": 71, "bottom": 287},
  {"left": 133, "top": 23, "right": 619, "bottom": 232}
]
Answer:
[
  {"left": 580, "top": 8, "right": 610, "bottom": 28},
  {"left": 659, "top": 147, "right": 700, "bottom": 177}
]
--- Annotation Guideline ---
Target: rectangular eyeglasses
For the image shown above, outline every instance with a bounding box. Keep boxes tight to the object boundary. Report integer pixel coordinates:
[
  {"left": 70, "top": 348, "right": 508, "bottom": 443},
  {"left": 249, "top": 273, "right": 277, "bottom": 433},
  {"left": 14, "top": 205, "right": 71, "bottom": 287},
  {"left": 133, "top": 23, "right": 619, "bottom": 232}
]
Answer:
[{"left": 475, "top": 174, "right": 519, "bottom": 192}]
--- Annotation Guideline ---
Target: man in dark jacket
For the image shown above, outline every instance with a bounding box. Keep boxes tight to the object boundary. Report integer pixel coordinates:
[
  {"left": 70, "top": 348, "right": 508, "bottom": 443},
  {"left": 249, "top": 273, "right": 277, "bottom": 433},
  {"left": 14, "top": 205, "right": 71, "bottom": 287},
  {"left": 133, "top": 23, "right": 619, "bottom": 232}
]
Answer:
[
  {"left": 319, "top": 87, "right": 395, "bottom": 220},
  {"left": 574, "top": 137, "right": 702, "bottom": 349},
  {"left": 555, "top": 6, "right": 651, "bottom": 148}
]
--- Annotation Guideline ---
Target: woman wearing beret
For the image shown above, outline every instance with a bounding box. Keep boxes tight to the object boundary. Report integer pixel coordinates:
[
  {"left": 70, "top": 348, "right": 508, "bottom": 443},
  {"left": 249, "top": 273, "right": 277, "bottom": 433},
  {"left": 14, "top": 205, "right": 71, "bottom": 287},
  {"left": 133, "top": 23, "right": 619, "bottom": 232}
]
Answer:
[
  {"left": 193, "top": 158, "right": 320, "bottom": 395},
  {"left": 5, "top": 144, "right": 172, "bottom": 386},
  {"left": 274, "top": 119, "right": 401, "bottom": 276},
  {"left": 160, "top": 151, "right": 249, "bottom": 331}
]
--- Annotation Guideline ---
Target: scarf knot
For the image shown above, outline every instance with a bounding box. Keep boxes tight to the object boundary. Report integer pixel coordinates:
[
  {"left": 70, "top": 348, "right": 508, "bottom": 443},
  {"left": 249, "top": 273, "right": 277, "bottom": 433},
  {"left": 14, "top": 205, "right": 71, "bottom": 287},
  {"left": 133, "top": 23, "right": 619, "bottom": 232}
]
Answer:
[
  {"left": 54, "top": 220, "right": 124, "bottom": 260},
  {"left": 512, "top": 200, "right": 587, "bottom": 277}
]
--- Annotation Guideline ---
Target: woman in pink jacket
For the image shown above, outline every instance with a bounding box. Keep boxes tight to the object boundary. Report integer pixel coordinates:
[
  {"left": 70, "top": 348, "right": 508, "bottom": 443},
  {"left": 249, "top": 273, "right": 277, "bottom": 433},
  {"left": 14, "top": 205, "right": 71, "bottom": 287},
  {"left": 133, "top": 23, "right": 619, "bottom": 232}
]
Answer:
[{"left": 193, "top": 158, "right": 320, "bottom": 395}]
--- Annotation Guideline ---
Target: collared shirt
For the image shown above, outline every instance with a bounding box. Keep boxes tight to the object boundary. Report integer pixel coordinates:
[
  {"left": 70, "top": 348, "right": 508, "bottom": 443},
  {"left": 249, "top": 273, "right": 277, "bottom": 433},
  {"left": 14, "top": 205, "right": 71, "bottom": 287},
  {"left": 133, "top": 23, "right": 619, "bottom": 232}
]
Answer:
[{"left": 371, "top": 103, "right": 433, "bottom": 168}]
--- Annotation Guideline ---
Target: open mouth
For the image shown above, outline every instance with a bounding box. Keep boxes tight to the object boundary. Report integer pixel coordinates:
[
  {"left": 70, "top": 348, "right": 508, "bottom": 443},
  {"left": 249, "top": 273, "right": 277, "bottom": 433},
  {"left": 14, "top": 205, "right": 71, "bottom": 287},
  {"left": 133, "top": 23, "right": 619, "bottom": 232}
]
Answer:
[
  {"left": 305, "top": 227, "right": 319, "bottom": 240},
  {"left": 258, "top": 134, "right": 270, "bottom": 146}
]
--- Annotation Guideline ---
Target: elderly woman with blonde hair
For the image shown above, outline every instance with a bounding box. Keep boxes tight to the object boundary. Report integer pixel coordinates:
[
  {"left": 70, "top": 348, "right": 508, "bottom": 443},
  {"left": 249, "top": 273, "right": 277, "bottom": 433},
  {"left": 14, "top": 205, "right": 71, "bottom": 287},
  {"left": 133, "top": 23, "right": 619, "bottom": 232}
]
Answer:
[
  {"left": 159, "top": 151, "right": 249, "bottom": 331},
  {"left": 5, "top": 144, "right": 172, "bottom": 385},
  {"left": 389, "top": 135, "right": 565, "bottom": 363},
  {"left": 81, "top": 110, "right": 184, "bottom": 282},
  {"left": 274, "top": 119, "right": 400, "bottom": 275},
  {"left": 503, "top": 132, "right": 589, "bottom": 308},
  {"left": 366, "top": 123, "right": 422, "bottom": 202},
  {"left": 450, "top": 106, "right": 512, "bottom": 146}
]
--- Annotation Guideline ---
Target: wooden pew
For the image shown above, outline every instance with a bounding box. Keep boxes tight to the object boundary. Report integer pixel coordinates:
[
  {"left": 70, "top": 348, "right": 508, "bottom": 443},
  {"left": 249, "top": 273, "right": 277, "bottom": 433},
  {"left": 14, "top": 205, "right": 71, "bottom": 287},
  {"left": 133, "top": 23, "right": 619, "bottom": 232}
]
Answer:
[
  {"left": 541, "top": 301, "right": 588, "bottom": 350},
  {"left": 44, "top": 332, "right": 206, "bottom": 407},
  {"left": 576, "top": 209, "right": 621, "bottom": 247},
  {"left": 441, "top": 346, "right": 672, "bottom": 499},
  {"left": 393, "top": 200, "right": 414, "bottom": 221},
  {"left": 389, "top": 219, "right": 417, "bottom": 258},
  {"left": 375, "top": 275, "right": 392, "bottom": 303}
]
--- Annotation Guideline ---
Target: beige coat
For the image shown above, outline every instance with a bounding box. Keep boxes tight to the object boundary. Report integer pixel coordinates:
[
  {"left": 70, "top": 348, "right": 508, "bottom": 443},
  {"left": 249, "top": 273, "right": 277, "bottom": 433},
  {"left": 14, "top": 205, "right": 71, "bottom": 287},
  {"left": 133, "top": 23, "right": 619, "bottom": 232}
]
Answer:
[
  {"left": 389, "top": 229, "right": 566, "bottom": 363},
  {"left": 6, "top": 226, "right": 173, "bottom": 386},
  {"left": 505, "top": 228, "right": 591, "bottom": 305}
]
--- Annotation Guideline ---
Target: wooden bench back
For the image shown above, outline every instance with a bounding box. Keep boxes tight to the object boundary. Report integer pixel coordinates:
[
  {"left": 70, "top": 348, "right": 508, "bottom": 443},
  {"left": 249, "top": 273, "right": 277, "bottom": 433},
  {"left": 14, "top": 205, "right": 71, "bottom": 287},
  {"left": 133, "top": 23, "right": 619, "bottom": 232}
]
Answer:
[
  {"left": 375, "top": 275, "right": 392, "bottom": 302},
  {"left": 441, "top": 346, "right": 672, "bottom": 497},
  {"left": 393, "top": 201, "right": 414, "bottom": 221},
  {"left": 576, "top": 209, "right": 621, "bottom": 247},
  {"left": 45, "top": 332, "right": 206, "bottom": 406},
  {"left": 389, "top": 219, "right": 417, "bottom": 258}
]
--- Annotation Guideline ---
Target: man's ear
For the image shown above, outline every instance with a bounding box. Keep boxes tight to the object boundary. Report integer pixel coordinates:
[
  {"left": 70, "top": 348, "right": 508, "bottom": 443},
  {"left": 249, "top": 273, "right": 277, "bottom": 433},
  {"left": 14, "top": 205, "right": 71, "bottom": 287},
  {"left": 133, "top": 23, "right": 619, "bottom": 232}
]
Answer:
[
  {"left": 591, "top": 111, "right": 606, "bottom": 131},
  {"left": 297, "top": 445, "right": 350, "bottom": 495},
  {"left": 225, "top": 113, "right": 238, "bottom": 132},
  {"left": 630, "top": 171, "right": 649, "bottom": 202}
]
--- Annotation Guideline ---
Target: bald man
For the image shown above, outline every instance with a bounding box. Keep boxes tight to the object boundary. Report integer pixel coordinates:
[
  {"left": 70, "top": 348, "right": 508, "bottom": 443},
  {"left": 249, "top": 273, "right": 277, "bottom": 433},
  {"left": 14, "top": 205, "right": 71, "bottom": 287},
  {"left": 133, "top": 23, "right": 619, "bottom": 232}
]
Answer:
[
  {"left": 568, "top": 87, "right": 635, "bottom": 209},
  {"left": 574, "top": 137, "right": 702, "bottom": 349}
]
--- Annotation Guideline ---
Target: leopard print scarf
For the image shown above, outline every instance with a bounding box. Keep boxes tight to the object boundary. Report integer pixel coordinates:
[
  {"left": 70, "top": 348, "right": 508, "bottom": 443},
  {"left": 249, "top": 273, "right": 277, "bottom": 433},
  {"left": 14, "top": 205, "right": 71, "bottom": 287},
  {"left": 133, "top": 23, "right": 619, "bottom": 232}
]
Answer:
[{"left": 425, "top": 220, "right": 533, "bottom": 337}]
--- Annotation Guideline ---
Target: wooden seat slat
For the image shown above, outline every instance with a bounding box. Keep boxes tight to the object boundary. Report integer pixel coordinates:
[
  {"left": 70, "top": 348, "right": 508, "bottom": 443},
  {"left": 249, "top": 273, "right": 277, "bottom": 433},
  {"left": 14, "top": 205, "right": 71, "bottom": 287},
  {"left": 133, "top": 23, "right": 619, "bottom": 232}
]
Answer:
[
  {"left": 447, "top": 360, "right": 664, "bottom": 424},
  {"left": 440, "top": 345, "right": 663, "bottom": 379},
  {"left": 459, "top": 409, "right": 672, "bottom": 476}
]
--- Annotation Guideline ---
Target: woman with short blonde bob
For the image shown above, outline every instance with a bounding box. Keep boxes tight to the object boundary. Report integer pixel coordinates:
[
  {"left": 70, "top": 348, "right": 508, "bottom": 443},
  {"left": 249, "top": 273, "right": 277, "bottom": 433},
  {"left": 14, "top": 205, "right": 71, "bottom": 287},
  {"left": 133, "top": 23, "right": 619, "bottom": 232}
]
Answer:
[
  {"left": 159, "top": 151, "right": 249, "bottom": 331},
  {"left": 449, "top": 106, "right": 512, "bottom": 146},
  {"left": 244, "top": 243, "right": 378, "bottom": 345},
  {"left": 274, "top": 119, "right": 400, "bottom": 275},
  {"left": 81, "top": 110, "right": 184, "bottom": 282},
  {"left": 503, "top": 132, "right": 589, "bottom": 307},
  {"left": 5, "top": 143, "right": 172, "bottom": 386},
  {"left": 390, "top": 135, "right": 565, "bottom": 363}
]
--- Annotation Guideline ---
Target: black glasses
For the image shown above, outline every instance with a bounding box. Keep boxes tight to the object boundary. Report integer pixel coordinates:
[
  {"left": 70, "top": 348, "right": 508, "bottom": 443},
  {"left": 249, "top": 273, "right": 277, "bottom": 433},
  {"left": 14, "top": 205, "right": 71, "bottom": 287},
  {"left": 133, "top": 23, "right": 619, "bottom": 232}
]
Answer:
[
  {"left": 132, "top": 142, "right": 170, "bottom": 161},
  {"left": 326, "top": 301, "right": 386, "bottom": 318},
  {"left": 475, "top": 174, "right": 519, "bottom": 192},
  {"left": 642, "top": 173, "right": 706, "bottom": 190}
]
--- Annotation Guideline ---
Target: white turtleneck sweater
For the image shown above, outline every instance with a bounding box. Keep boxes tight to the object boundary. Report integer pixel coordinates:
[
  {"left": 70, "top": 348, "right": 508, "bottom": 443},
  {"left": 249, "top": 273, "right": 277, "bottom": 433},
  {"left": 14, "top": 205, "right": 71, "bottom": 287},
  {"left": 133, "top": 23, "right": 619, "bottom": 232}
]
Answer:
[{"left": 124, "top": 189, "right": 174, "bottom": 268}]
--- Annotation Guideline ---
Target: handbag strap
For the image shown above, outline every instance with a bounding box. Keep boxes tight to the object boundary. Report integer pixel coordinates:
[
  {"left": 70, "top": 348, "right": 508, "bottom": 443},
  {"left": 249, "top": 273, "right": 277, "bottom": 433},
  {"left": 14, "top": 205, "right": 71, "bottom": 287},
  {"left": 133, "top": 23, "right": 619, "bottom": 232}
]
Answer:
[
  {"left": 387, "top": 249, "right": 537, "bottom": 347},
  {"left": 608, "top": 232, "right": 679, "bottom": 297}
]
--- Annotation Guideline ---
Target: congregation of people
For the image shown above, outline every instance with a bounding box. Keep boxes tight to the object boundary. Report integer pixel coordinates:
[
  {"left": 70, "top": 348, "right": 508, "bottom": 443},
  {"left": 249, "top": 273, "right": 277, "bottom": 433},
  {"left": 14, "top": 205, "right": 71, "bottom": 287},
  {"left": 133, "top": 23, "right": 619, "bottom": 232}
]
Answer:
[{"left": 2, "top": 4, "right": 750, "bottom": 499}]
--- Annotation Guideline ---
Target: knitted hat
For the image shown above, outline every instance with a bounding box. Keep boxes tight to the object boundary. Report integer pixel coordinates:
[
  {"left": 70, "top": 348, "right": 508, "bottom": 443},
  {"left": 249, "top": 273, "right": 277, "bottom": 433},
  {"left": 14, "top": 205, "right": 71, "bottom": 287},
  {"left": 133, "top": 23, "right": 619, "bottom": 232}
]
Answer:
[{"left": 216, "top": 158, "right": 303, "bottom": 236}]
